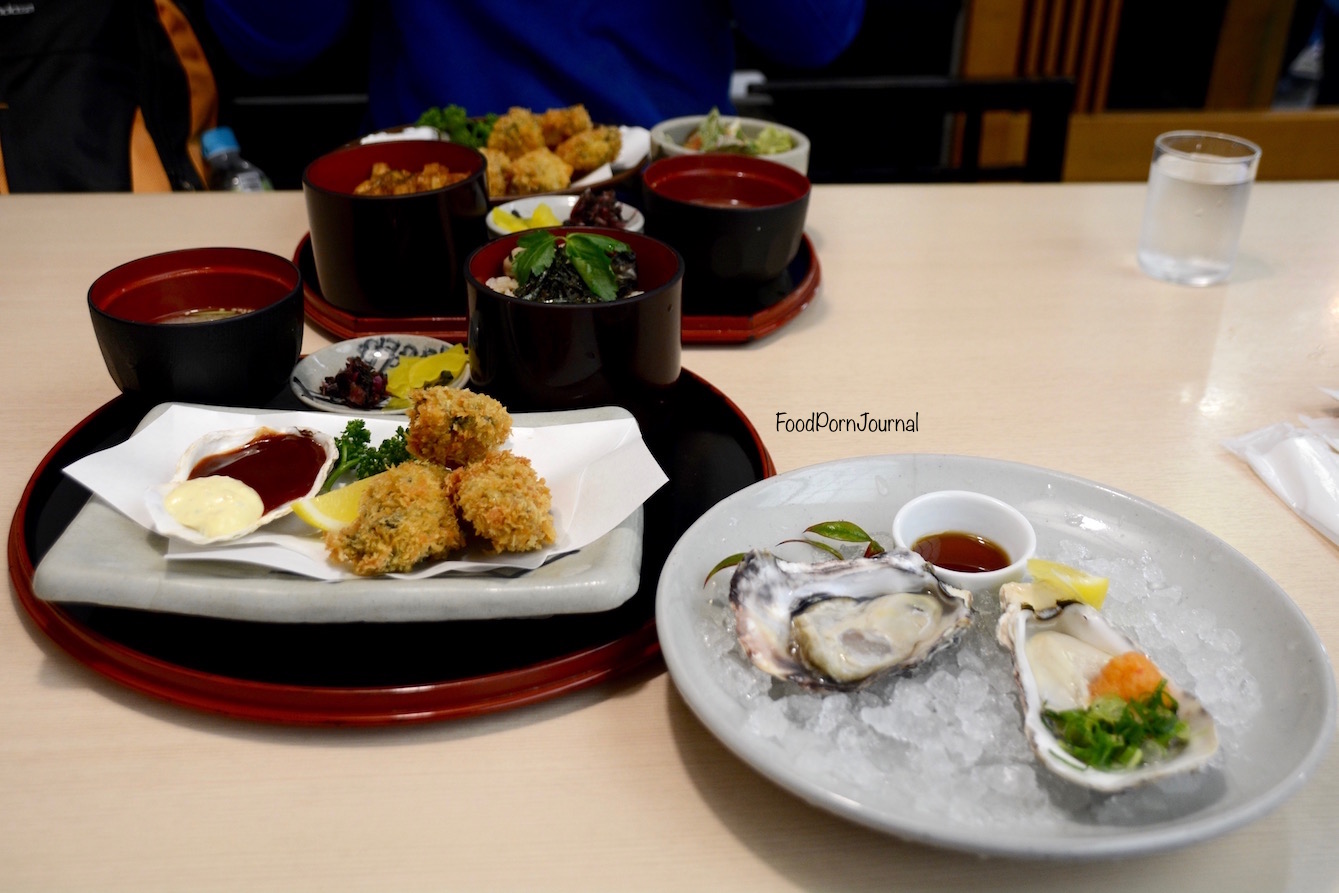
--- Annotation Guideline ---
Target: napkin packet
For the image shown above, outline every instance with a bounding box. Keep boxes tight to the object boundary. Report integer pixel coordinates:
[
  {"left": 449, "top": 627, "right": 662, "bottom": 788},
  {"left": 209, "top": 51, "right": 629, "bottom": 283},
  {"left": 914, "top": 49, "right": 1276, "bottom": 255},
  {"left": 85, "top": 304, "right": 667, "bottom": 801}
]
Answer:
[
  {"left": 61, "top": 403, "right": 668, "bottom": 583},
  {"left": 1223, "top": 402, "right": 1339, "bottom": 547}
]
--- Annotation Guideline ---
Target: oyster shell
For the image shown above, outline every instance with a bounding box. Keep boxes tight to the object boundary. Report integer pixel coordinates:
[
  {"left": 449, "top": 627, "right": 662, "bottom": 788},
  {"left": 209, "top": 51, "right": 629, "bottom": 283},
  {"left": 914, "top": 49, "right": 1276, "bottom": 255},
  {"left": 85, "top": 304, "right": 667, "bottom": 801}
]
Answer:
[
  {"left": 729, "top": 548, "right": 973, "bottom": 689},
  {"left": 144, "top": 425, "right": 338, "bottom": 544},
  {"left": 998, "top": 581, "right": 1219, "bottom": 792}
]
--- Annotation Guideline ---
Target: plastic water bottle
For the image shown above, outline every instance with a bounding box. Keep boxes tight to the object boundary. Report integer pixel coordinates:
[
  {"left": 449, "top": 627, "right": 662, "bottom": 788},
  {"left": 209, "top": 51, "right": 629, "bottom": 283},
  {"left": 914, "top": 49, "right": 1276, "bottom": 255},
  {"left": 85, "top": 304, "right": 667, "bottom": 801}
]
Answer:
[{"left": 201, "top": 126, "right": 273, "bottom": 192}]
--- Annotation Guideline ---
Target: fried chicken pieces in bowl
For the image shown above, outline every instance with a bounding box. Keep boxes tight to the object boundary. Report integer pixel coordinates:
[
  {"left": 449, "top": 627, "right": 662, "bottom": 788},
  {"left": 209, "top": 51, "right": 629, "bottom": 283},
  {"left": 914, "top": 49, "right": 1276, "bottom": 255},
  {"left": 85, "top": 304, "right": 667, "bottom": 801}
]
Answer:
[{"left": 325, "top": 387, "right": 555, "bottom": 575}]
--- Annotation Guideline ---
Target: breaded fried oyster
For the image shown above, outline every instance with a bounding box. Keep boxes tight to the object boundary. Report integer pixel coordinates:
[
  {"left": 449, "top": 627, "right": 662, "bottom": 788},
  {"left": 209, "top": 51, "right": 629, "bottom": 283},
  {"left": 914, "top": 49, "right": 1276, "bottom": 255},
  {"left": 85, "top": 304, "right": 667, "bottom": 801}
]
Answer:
[
  {"left": 479, "top": 147, "right": 511, "bottom": 197},
  {"left": 507, "top": 148, "right": 573, "bottom": 195},
  {"left": 452, "top": 450, "right": 556, "bottom": 553},
  {"left": 555, "top": 126, "right": 621, "bottom": 176},
  {"left": 486, "top": 106, "right": 545, "bottom": 158},
  {"left": 326, "top": 461, "right": 465, "bottom": 575},
  {"left": 406, "top": 386, "right": 512, "bottom": 467},
  {"left": 539, "top": 104, "right": 593, "bottom": 148}
]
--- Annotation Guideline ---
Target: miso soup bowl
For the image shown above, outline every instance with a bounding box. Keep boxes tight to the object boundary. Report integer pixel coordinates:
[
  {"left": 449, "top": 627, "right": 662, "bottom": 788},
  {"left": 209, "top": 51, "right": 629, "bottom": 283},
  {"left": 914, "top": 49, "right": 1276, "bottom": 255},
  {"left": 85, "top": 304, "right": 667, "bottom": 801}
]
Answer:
[
  {"left": 641, "top": 154, "right": 810, "bottom": 314},
  {"left": 88, "top": 247, "right": 304, "bottom": 406},
  {"left": 465, "top": 227, "right": 683, "bottom": 427},
  {"left": 302, "top": 139, "right": 489, "bottom": 318}
]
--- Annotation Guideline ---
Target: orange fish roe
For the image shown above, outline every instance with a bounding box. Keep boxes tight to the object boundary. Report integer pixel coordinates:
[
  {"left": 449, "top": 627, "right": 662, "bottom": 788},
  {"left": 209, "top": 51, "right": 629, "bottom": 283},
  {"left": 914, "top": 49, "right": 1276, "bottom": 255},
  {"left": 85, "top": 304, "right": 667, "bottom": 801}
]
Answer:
[{"left": 1088, "top": 651, "right": 1171, "bottom": 706}]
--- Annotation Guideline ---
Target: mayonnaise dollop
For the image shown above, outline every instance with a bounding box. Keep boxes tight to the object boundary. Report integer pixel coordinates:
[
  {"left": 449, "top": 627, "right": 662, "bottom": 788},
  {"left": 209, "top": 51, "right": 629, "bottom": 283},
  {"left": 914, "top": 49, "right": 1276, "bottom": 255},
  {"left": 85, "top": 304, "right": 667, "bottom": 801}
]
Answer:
[{"left": 163, "top": 475, "right": 264, "bottom": 539}]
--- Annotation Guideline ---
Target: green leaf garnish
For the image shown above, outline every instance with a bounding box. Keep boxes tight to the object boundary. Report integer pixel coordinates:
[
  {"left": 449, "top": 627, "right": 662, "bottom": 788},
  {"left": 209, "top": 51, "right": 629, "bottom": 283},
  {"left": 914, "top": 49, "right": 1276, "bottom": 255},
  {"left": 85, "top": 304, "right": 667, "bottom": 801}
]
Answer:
[
  {"left": 804, "top": 521, "right": 872, "bottom": 542},
  {"left": 804, "top": 521, "right": 885, "bottom": 554},
  {"left": 512, "top": 230, "right": 556, "bottom": 286},
  {"left": 777, "top": 537, "right": 845, "bottom": 560},
  {"left": 1041, "top": 681, "right": 1188, "bottom": 772},
  {"left": 564, "top": 233, "right": 630, "bottom": 302},
  {"left": 704, "top": 552, "right": 746, "bottom": 586}
]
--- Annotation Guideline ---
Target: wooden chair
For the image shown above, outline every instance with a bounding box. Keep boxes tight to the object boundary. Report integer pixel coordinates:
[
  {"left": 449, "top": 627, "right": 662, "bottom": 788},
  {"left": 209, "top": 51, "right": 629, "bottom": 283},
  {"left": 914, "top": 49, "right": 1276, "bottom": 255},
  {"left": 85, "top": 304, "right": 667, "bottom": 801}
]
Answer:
[{"left": 747, "top": 75, "right": 1077, "bottom": 183}]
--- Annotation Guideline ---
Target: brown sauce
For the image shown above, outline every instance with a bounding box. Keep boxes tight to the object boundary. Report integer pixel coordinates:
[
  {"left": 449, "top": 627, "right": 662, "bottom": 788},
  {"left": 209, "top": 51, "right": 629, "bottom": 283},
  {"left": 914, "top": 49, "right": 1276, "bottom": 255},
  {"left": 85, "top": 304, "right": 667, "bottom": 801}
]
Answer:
[
  {"left": 188, "top": 431, "right": 327, "bottom": 513},
  {"left": 912, "top": 531, "right": 1010, "bottom": 574}
]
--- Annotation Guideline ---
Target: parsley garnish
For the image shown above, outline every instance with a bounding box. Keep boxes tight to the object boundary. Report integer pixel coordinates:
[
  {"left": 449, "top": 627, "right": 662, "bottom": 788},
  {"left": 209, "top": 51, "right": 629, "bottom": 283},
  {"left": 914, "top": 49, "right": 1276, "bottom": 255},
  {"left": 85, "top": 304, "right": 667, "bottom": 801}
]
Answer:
[
  {"left": 1041, "top": 681, "right": 1189, "bottom": 771},
  {"left": 320, "top": 419, "right": 412, "bottom": 492}
]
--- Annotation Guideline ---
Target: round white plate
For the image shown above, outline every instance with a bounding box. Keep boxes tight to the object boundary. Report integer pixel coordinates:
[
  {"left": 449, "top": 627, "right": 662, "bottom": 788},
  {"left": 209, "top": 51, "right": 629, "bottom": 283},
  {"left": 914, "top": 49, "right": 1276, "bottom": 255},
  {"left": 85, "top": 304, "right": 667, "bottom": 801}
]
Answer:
[
  {"left": 655, "top": 454, "right": 1336, "bottom": 859},
  {"left": 290, "top": 335, "right": 468, "bottom": 415},
  {"left": 487, "top": 194, "right": 645, "bottom": 238}
]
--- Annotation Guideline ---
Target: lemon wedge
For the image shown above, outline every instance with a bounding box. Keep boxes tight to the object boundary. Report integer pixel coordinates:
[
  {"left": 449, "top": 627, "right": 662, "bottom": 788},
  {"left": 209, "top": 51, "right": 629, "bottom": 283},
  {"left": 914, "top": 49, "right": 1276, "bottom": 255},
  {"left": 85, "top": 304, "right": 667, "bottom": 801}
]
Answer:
[
  {"left": 291, "top": 474, "right": 380, "bottom": 532},
  {"left": 385, "top": 345, "right": 468, "bottom": 399},
  {"left": 1026, "top": 558, "right": 1108, "bottom": 609}
]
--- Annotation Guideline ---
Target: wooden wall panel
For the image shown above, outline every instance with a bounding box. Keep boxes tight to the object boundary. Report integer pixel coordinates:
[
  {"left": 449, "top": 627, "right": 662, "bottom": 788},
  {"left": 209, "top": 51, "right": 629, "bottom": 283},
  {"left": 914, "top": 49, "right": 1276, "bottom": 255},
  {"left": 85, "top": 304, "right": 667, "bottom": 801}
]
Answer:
[{"left": 1064, "top": 109, "right": 1339, "bottom": 181}]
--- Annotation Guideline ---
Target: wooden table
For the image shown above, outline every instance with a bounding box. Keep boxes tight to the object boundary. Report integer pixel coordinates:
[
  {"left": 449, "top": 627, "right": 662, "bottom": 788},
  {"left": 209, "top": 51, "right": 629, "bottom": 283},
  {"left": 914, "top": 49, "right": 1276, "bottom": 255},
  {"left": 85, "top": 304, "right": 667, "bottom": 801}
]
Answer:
[{"left": 2, "top": 184, "right": 1337, "bottom": 891}]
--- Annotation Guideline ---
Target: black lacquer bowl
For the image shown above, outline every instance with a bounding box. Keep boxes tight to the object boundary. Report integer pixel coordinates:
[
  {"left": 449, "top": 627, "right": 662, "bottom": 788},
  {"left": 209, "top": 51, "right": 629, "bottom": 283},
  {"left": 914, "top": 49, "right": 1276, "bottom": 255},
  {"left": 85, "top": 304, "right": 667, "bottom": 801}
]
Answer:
[
  {"left": 641, "top": 154, "right": 810, "bottom": 315},
  {"left": 87, "top": 246, "right": 304, "bottom": 407},
  {"left": 303, "top": 140, "right": 489, "bottom": 318},
  {"left": 465, "top": 227, "right": 683, "bottom": 430}
]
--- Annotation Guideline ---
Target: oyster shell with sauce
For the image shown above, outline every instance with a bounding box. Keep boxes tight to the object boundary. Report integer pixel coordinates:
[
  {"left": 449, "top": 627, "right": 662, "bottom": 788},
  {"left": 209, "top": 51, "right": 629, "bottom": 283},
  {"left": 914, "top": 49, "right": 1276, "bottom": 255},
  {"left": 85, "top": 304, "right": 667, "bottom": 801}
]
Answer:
[
  {"left": 144, "top": 425, "right": 337, "bottom": 545},
  {"left": 728, "top": 548, "right": 973, "bottom": 689},
  {"left": 997, "top": 581, "right": 1220, "bottom": 792}
]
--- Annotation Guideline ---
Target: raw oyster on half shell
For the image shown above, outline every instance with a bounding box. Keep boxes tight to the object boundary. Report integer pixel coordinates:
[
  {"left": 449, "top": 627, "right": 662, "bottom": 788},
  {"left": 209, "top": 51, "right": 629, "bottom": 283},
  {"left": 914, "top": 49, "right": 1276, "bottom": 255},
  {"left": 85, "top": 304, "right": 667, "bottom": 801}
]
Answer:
[
  {"left": 144, "top": 425, "right": 338, "bottom": 545},
  {"left": 997, "top": 580, "right": 1219, "bottom": 793},
  {"left": 729, "top": 548, "right": 973, "bottom": 689}
]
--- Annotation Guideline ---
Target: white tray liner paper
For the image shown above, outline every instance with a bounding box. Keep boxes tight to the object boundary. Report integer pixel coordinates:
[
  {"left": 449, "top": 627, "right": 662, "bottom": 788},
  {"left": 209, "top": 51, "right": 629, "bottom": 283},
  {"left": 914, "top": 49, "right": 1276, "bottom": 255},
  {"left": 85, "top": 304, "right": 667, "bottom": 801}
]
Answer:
[{"left": 34, "top": 403, "right": 666, "bottom": 623}]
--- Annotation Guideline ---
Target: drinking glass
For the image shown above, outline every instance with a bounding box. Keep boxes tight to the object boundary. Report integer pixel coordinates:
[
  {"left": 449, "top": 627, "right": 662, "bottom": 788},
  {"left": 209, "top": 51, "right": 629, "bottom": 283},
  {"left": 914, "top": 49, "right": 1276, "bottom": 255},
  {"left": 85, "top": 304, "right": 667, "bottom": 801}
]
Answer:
[{"left": 1136, "top": 130, "right": 1262, "bottom": 286}]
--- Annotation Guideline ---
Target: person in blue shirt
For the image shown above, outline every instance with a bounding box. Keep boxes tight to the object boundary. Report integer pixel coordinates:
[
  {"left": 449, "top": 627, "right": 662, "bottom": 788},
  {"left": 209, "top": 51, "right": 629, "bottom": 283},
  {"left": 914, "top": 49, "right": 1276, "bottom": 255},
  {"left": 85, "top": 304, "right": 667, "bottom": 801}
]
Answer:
[{"left": 204, "top": 0, "right": 866, "bottom": 129}]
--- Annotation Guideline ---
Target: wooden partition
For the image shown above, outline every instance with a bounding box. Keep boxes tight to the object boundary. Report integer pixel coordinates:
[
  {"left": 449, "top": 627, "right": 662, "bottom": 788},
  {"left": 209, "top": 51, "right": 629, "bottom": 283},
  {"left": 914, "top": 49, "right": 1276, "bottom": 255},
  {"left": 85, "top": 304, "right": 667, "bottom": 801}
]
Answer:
[{"left": 959, "top": 0, "right": 1339, "bottom": 180}]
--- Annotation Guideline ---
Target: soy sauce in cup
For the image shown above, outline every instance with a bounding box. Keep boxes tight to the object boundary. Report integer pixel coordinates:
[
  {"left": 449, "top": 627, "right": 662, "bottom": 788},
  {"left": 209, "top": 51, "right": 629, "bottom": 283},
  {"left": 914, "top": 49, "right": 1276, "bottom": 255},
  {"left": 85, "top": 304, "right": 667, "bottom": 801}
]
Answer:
[{"left": 911, "top": 531, "right": 1010, "bottom": 574}]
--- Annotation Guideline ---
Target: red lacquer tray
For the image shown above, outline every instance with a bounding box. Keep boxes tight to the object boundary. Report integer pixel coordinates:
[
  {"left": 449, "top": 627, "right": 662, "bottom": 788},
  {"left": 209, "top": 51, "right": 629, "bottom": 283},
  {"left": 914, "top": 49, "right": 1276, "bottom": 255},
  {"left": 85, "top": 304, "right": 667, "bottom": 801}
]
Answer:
[
  {"left": 9, "top": 371, "right": 772, "bottom": 726},
  {"left": 296, "top": 234, "right": 819, "bottom": 346}
]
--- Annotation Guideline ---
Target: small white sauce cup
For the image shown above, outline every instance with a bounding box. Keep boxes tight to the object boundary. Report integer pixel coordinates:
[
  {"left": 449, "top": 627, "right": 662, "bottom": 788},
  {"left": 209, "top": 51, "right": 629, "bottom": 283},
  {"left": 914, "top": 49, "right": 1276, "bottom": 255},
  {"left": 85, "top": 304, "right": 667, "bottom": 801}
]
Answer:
[{"left": 891, "top": 490, "right": 1037, "bottom": 592}]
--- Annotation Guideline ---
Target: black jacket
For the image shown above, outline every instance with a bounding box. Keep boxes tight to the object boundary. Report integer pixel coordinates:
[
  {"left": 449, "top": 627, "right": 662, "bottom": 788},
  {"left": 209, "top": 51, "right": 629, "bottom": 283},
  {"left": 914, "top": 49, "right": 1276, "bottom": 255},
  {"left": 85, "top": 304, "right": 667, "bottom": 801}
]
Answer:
[{"left": 0, "top": 0, "right": 218, "bottom": 192}]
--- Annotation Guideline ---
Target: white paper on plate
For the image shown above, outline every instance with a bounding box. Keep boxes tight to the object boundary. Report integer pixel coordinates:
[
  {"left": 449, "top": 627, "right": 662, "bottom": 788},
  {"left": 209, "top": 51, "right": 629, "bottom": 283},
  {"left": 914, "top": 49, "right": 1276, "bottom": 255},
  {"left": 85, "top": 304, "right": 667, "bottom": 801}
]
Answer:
[
  {"left": 63, "top": 404, "right": 667, "bottom": 581},
  {"left": 1223, "top": 421, "right": 1339, "bottom": 546},
  {"left": 614, "top": 126, "right": 650, "bottom": 170},
  {"left": 360, "top": 126, "right": 441, "bottom": 143}
]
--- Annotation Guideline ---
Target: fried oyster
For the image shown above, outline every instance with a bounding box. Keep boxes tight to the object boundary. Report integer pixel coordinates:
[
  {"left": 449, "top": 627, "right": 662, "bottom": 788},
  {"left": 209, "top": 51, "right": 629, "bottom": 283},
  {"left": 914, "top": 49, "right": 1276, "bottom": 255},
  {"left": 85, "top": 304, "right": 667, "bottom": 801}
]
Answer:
[
  {"left": 507, "top": 148, "right": 573, "bottom": 195},
  {"left": 452, "top": 450, "right": 556, "bottom": 553},
  {"left": 325, "top": 461, "right": 465, "bottom": 575},
  {"left": 405, "top": 386, "right": 512, "bottom": 467},
  {"left": 486, "top": 106, "right": 546, "bottom": 158},
  {"left": 555, "top": 125, "right": 621, "bottom": 176},
  {"left": 539, "top": 103, "right": 593, "bottom": 148}
]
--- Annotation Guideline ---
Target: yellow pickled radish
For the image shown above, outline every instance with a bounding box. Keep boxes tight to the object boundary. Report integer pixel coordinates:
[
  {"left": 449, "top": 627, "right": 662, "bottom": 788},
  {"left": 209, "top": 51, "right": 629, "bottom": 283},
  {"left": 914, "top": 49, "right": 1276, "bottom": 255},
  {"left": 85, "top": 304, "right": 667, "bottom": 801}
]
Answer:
[
  {"left": 1026, "top": 557, "right": 1108, "bottom": 609},
  {"left": 488, "top": 207, "right": 527, "bottom": 233},
  {"left": 291, "top": 474, "right": 381, "bottom": 532},
  {"left": 528, "top": 203, "right": 562, "bottom": 227},
  {"left": 385, "top": 345, "right": 468, "bottom": 398}
]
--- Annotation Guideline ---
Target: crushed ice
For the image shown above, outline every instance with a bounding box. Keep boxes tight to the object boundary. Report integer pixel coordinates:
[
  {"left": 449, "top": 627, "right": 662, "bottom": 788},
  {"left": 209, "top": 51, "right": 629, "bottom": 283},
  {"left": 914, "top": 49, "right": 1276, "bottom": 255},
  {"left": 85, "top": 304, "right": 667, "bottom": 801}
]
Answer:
[{"left": 696, "top": 537, "right": 1261, "bottom": 829}]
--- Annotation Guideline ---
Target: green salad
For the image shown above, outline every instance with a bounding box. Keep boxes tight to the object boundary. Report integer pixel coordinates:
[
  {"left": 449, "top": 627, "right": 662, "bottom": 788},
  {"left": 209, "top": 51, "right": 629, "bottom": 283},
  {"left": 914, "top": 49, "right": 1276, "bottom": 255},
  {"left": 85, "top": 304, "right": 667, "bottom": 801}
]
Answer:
[{"left": 682, "top": 107, "right": 795, "bottom": 156}]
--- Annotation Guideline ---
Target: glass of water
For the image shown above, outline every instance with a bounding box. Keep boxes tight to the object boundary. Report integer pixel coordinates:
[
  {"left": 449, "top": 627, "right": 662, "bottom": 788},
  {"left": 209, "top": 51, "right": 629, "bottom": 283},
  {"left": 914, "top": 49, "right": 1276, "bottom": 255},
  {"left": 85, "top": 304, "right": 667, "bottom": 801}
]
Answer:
[{"left": 1136, "top": 131, "right": 1262, "bottom": 287}]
